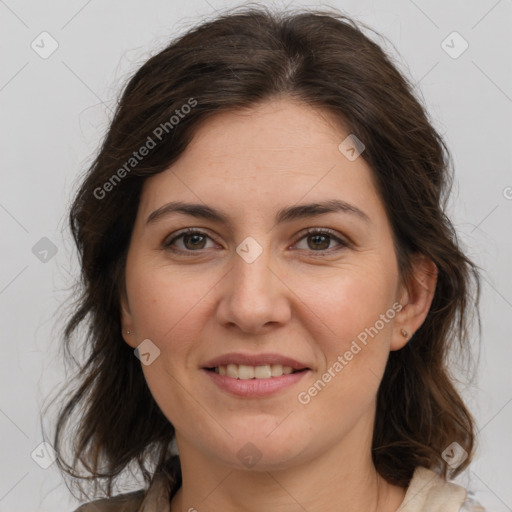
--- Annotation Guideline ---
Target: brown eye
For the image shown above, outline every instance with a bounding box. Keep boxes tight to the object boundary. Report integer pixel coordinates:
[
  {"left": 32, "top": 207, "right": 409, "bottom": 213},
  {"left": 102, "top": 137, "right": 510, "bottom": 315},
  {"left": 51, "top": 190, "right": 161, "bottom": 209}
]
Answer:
[
  {"left": 306, "top": 233, "right": 331, "bottom": 250},
  {"left": 294, "top": 228, "right": 348, "bottom": 254},
  {"left": 163, "top": 229, "right": 215, "bottom": 253},
  {"left": 181, "top": 233, "right": 207, "bottom": 250}
]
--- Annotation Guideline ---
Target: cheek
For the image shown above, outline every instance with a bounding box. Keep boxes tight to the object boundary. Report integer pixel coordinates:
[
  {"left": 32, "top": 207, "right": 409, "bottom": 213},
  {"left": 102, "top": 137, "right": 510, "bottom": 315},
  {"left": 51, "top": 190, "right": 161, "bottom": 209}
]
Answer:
[
  {"left": 307, "top": 260, "right": 397, "bottom": 337},
  {"left": 126, "top": 263, "right": 209, "bottom": 427},
  {"left": 125, "top": 257, "right": 214, "bottom": 347},
  {"left": 304, "top": 260, "right": 398, "bottom": 389}
]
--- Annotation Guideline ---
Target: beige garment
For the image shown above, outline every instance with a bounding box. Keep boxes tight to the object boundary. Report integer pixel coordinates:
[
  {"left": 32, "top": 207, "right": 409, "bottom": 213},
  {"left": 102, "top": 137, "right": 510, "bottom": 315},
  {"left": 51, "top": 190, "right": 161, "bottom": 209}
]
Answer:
[{"left": 73, "top": 465, "right": 485, "bottom": 512}]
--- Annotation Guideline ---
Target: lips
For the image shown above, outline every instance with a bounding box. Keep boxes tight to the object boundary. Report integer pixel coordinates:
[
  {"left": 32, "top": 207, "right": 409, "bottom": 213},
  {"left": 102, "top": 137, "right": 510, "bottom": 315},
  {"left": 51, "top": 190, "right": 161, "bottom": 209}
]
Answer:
[
  {"left": 201, "top": 353, "right": 312, "bottom": 396},
  {"left": 202, "top": 353, "right": 310, "bottom": 371}
]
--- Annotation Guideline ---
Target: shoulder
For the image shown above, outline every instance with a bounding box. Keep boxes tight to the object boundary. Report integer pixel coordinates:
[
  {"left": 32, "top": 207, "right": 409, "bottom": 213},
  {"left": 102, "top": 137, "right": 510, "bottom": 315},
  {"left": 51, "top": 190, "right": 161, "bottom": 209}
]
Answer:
[
  {"left": 71, "top": 457, "right": 181, "bottom": 512},
  {"left": 72, "top": 489, "right": 145, "bottom": 512},
  {"left": 459, "top": 495, "right": 487, "bottom": 512},
  {"left": 401, "top": 466, "right": 486, "bottom": 512}
]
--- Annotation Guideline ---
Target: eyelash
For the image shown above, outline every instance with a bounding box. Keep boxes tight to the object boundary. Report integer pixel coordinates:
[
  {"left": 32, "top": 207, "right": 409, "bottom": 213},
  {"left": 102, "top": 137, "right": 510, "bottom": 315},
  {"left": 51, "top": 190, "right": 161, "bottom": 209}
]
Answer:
[{"left": 162, "top": 227, "right": 349, "bottom": 257}]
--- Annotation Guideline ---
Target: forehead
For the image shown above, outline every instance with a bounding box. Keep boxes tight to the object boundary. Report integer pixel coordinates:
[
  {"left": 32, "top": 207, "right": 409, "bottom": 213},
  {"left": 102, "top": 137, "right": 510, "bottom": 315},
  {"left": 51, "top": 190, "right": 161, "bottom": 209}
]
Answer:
[
  {"left": 185, "top": 98, "right": 350, "bottom": 168},
  {"left": 138, "top": 99, "right": 385, "bottom": 225}
]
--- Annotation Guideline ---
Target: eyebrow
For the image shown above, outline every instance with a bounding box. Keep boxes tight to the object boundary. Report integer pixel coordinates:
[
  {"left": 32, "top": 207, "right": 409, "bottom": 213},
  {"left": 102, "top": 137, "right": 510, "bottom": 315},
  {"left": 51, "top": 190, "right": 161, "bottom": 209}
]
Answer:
[{"left": 146, "top": 199, "right": 370, "bottom": 226}]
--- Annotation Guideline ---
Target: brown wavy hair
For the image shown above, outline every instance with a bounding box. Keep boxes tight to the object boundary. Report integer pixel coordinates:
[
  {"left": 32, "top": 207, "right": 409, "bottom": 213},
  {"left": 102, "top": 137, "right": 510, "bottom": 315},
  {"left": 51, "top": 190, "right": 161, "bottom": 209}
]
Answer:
[{"left": 46, "top": 3, "right": 481, "bottom": 500}]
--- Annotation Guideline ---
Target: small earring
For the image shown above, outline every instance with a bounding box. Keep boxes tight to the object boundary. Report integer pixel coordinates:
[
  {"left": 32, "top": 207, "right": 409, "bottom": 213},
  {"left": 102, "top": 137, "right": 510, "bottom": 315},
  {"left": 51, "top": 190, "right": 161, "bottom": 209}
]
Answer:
[
  {"left": 125, "top": 330, "right": 132, "bottom": 335},
  {"left": 401, "top": 328, "right": 408, "bottom": 339}
]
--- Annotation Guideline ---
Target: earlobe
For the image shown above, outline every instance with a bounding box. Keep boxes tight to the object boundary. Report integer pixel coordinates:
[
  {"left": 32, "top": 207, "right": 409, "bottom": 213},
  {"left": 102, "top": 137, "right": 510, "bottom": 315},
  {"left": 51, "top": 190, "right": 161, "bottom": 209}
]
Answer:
[{"left": 391, "top": 254, "right": 438, "bottom": 351}]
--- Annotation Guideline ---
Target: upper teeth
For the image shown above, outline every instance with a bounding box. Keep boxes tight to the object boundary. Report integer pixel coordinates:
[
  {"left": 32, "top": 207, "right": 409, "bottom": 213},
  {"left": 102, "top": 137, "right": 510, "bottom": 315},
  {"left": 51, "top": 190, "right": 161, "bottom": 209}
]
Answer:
[{"left": 214, "top": 364, "right": 296, "bottom": 379}]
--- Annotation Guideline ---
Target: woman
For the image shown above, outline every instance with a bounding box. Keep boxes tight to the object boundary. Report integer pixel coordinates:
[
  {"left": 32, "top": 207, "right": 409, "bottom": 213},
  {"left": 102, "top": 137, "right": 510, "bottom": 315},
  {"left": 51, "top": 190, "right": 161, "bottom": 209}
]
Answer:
[{"left": 51, "top": 5, "right": 486, "bottom": 511}]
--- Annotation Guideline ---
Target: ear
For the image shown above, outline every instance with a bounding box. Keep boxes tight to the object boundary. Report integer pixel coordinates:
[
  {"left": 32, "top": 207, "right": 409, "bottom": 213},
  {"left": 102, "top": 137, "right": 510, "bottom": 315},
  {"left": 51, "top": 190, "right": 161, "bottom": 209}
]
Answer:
[
  {"left": 391, "top": 254, "right": 438, "bottom": 351},
  {"left": 120, "top": 288, "right": 138, "bottom": 349}
]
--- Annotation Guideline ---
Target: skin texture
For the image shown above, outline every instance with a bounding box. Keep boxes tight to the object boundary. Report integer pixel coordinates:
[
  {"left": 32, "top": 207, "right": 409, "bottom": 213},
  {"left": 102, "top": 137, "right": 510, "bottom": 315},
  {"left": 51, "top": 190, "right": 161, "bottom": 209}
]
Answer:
[{"left": 121, "top": 98, "right": 437, "bottom": 512}]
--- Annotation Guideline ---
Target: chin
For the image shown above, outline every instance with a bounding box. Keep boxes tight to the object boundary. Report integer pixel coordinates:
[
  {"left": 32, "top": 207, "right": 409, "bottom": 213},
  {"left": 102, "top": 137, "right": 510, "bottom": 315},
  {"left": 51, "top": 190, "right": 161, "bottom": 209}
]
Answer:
[{"left": 208, "top": 421, "right": 312, "bottom": 471}]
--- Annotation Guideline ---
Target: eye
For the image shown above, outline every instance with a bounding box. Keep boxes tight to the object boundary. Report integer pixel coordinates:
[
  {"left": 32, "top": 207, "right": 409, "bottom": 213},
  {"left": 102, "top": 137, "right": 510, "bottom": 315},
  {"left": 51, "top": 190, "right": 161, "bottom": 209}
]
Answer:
[
  {"left": 293, "top": 228, "right": 348, "bottom": 254},
  {"left": 163, "top": 228, "right": 217, "bottom": 253},
  {"left": 162, "top": 227, "right": 349, "bottom": 256}
]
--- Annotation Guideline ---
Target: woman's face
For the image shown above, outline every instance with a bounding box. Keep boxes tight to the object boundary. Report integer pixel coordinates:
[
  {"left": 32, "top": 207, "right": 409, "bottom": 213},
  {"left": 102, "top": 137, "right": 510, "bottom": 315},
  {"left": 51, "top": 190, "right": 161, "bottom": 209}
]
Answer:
[{"left": 121, "top": 98, "right": 418, "bottom": 470}]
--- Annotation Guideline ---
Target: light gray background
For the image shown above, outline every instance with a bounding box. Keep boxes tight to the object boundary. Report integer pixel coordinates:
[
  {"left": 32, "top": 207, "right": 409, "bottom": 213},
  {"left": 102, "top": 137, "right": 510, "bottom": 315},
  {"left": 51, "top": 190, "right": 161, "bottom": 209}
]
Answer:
[{"left": 1, "top": 0, "right": 511, "bottom": 511}]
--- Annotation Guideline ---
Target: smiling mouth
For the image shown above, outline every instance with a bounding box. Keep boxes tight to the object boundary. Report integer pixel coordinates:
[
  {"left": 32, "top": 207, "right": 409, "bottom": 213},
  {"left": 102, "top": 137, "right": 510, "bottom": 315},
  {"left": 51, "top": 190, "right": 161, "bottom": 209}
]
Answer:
[{"left": 205, "top": 364, "right": 308, "bottom": 380}]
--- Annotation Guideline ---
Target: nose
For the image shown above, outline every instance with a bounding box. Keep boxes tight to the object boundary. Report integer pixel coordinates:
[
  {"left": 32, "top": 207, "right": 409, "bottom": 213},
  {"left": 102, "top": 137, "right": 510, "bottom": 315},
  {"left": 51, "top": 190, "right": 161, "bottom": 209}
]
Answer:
[{"left": 215, "top": 241, "right": 291, "bottom": 334}]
